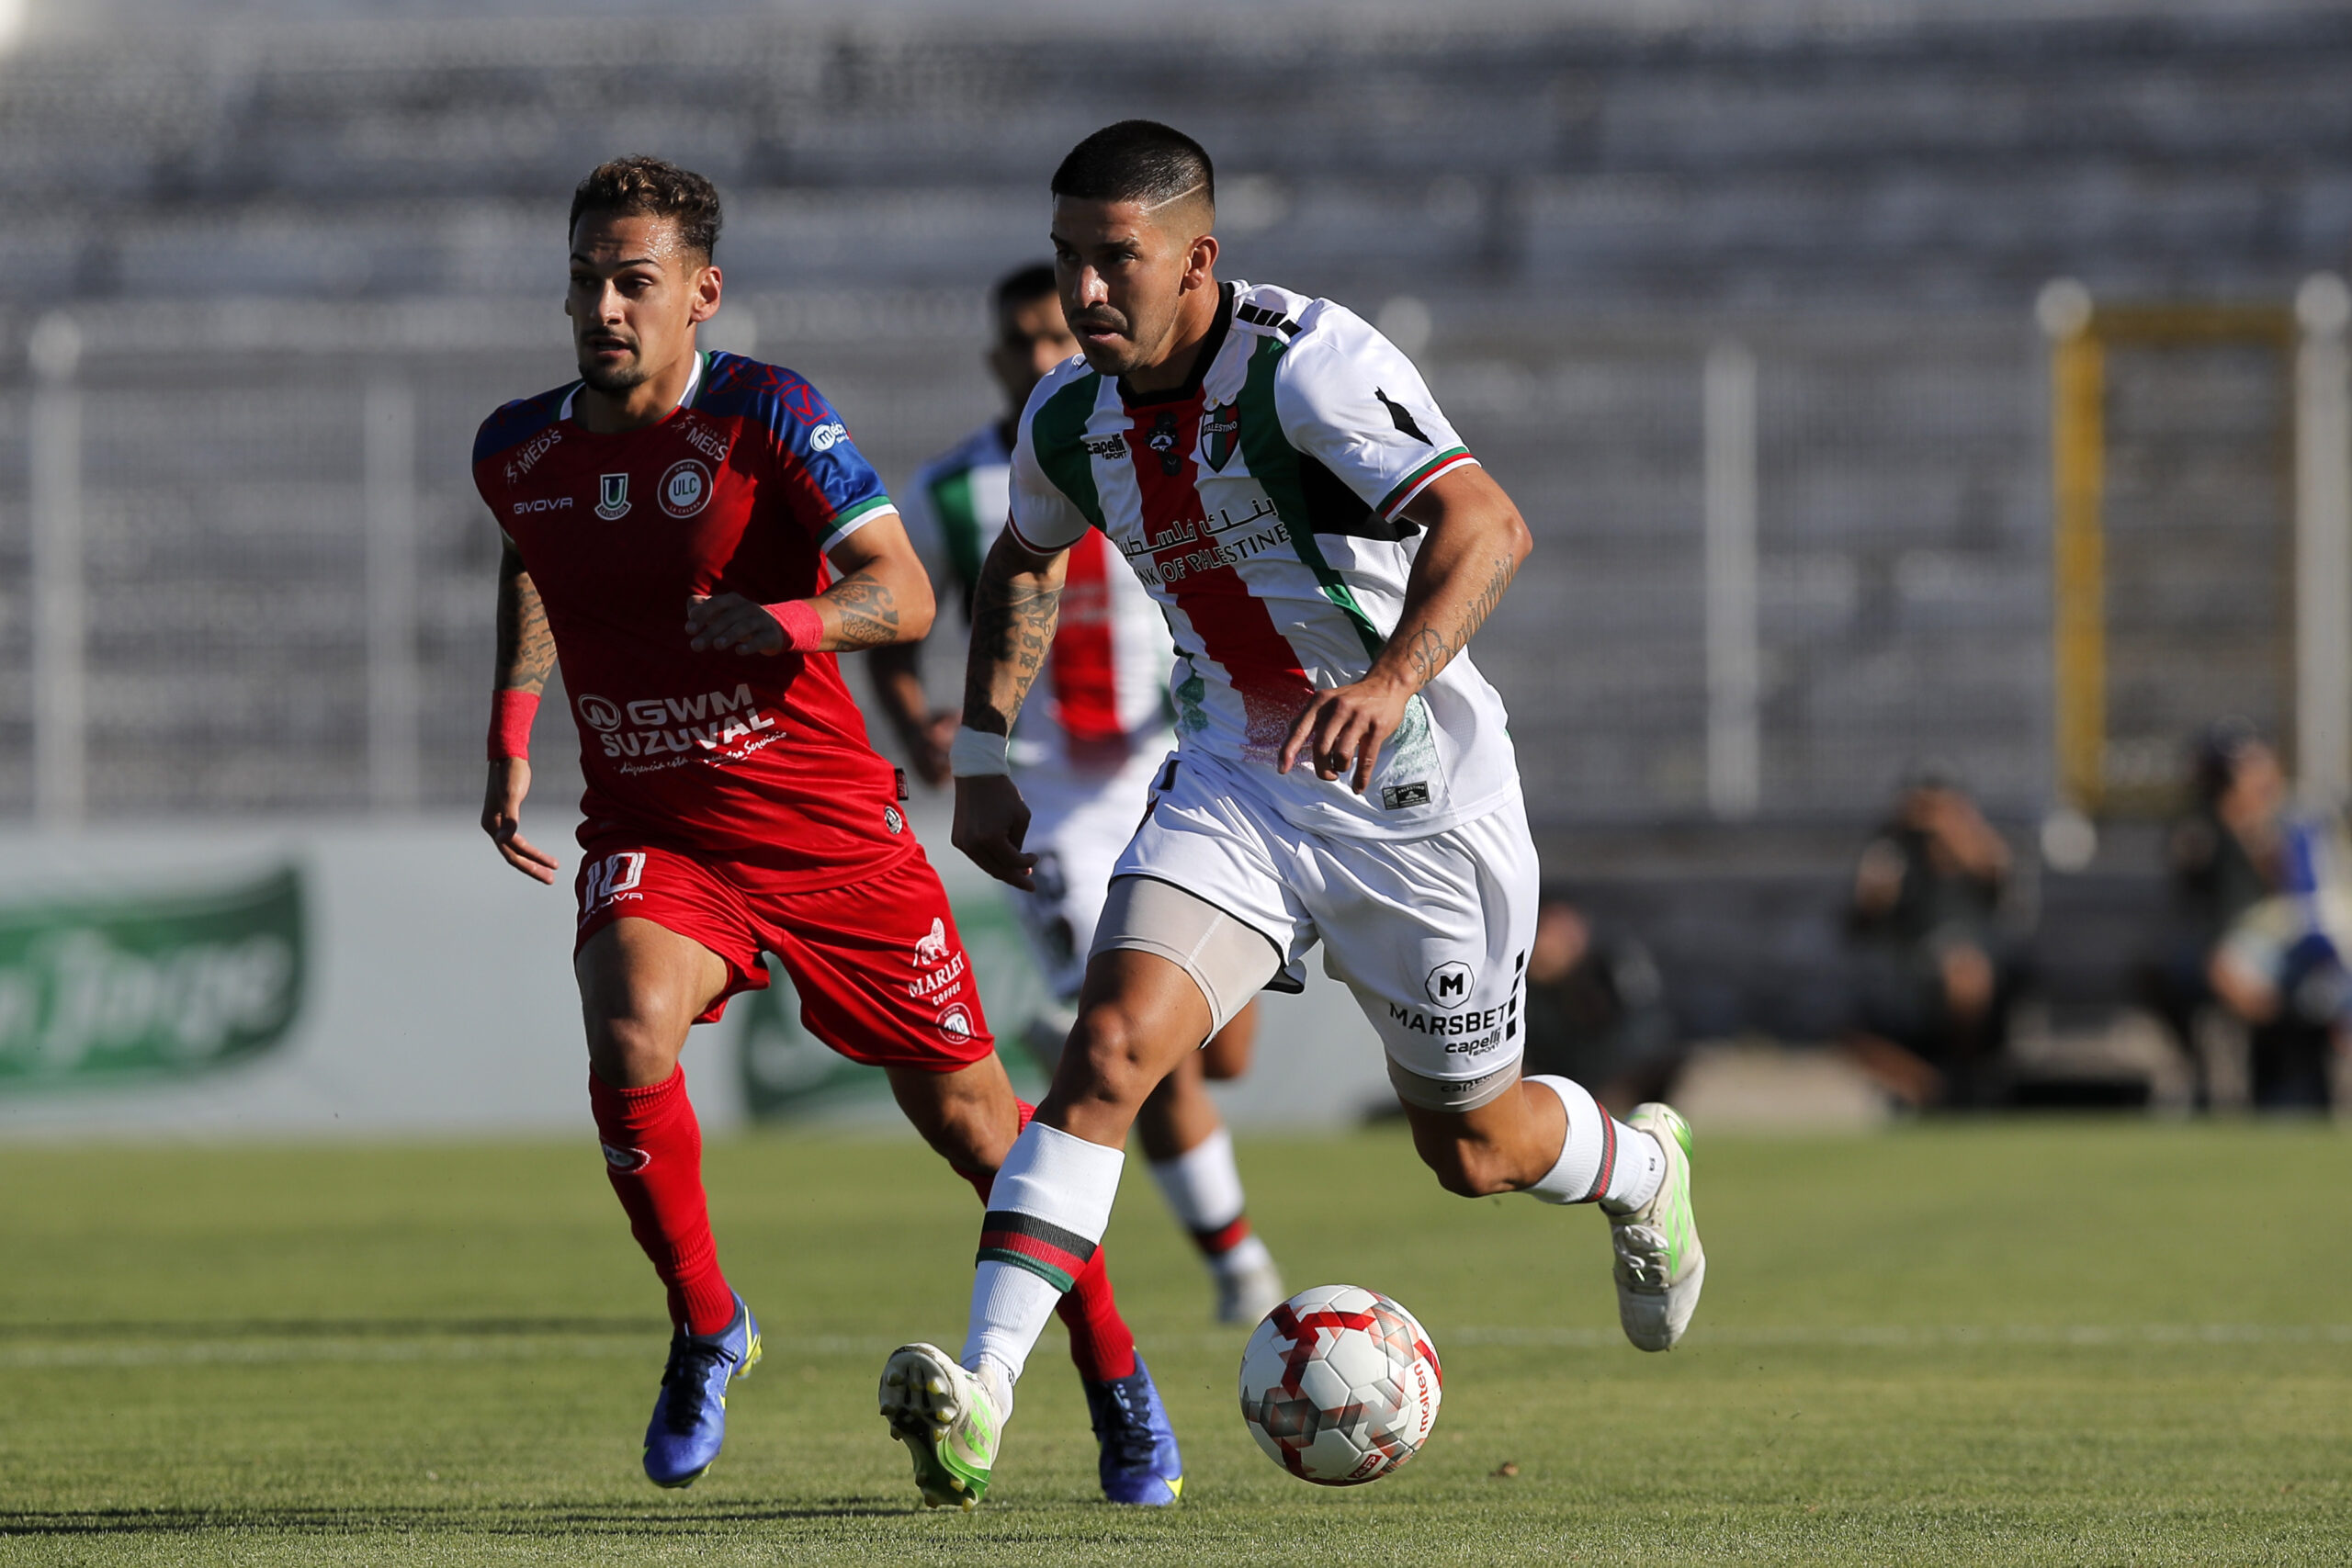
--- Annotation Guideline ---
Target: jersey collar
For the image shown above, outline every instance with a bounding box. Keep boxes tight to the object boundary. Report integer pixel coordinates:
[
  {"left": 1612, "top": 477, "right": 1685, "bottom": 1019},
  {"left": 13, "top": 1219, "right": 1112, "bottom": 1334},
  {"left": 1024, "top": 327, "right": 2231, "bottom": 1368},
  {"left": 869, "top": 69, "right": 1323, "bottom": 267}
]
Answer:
[
  {"left": 1118, "top": 282, "right": 1234, "bottom": 408},
  {"left": 560, "top": 349, "right": 707, "bottom": 426}
]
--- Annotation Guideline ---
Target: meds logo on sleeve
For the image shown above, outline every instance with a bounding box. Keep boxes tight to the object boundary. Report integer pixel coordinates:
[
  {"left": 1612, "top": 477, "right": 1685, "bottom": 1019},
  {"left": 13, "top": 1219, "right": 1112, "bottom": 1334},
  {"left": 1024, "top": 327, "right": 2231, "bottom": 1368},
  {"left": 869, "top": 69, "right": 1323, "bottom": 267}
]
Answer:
[{"left": 808, "top": 422, "right": 848, "bottom": 452}]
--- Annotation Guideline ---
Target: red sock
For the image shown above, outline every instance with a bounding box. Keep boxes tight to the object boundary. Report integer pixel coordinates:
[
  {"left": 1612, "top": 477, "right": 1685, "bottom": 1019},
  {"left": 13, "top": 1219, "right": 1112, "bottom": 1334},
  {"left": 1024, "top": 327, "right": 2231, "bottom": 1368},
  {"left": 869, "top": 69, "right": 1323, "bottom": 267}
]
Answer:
[
  {"left": 588, "top": 1067, "right": 736, "bottom": 1337},
  {"left": 953, "top": 1100, "right": 1138, "bottom": 1383}
]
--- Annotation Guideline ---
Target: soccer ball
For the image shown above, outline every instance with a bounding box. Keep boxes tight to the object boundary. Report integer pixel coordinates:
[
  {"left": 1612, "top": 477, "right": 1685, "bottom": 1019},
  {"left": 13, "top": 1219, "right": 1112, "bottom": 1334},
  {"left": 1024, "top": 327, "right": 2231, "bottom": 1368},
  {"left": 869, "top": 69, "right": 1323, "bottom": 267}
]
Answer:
[{"left": 1238, "top": 1284, "right": 1443, "bottom": 1485}]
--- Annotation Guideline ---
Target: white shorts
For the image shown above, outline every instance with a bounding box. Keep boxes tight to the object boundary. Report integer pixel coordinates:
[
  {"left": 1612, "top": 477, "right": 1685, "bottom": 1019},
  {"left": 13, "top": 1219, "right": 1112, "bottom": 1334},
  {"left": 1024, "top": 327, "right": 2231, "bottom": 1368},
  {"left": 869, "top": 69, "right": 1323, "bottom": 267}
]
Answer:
[
  {"left": 1010, "top": 739, "right": 1170, "bottom": 1000},
  {"left": 1102, "top": 752, "right": 1539, "bottom": 1105}
]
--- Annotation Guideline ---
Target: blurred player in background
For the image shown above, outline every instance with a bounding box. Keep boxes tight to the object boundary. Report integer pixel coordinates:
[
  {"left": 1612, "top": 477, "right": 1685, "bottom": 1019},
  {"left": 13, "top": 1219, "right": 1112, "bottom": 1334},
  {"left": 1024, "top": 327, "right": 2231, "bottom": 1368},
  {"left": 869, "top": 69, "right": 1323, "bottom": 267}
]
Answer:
[
  {"left": 873, "top": 263, "right": 1284, "bottom": 1325},
  {"left": 473, "top": 156, "right": 1181, "bottom": 1504},
  {"left": 876, "top": 121, "right": 1705, "bottom": 1509}
]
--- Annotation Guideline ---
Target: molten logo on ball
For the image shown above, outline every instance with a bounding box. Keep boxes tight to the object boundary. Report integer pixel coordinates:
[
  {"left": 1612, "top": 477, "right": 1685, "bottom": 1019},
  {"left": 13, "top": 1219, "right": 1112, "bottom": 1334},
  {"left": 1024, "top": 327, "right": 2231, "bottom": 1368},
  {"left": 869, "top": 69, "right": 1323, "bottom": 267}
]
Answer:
[{"left": 1238, "top": 1284, "right": 1442, "bottom": 1485}]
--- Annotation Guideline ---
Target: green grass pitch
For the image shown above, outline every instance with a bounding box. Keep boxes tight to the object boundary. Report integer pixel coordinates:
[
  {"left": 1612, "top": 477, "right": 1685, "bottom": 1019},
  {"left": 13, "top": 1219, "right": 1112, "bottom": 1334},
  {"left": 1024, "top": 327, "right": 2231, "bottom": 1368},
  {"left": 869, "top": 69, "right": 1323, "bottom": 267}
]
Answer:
[{"left": 0, "top": 1120, "right": 2346, "bottom": 1564}]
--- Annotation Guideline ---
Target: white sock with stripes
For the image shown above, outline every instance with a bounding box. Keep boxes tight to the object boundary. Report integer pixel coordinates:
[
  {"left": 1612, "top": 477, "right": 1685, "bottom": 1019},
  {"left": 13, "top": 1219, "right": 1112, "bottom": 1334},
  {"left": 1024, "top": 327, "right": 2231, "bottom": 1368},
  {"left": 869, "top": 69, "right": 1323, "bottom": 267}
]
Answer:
[
  {"left": 960, "top": 1121, "right": 1125, "bottom": 1412},
  {"left": 1522, "top": 1075, "right": 1663, "bottom": 1211}
]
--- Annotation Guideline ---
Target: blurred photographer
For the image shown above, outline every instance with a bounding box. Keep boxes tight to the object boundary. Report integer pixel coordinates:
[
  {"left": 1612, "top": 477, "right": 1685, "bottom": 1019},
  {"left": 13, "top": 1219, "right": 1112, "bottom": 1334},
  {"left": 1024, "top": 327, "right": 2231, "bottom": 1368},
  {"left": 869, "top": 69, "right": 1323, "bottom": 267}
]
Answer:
[
  {"left": 1519, "top": 897, "right": 1680, "bottom": 1111},
  {"left": 2168, "top": 721, "right": 2348, "bottom": 1110},
  {"left": 1843, "top": 768, "right": 2020, "bottom": 1108}
]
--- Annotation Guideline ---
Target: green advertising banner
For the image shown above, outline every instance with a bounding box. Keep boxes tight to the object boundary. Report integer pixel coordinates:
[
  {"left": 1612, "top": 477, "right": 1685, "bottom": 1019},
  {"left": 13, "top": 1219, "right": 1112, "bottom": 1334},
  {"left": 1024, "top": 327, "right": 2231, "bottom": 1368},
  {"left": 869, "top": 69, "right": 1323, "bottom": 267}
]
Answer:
[{"left": 0, "top": 866, "right": 307, "bottom": 1090}]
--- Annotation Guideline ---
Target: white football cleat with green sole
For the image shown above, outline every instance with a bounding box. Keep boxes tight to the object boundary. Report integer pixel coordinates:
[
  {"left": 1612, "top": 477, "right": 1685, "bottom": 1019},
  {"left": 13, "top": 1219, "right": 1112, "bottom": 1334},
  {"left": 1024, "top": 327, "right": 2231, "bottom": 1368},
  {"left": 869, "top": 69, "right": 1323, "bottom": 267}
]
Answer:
[
  {"left": 1611, "top": 1103, "right": 1705, "bottom": 1350},
  {"left": 878, "top": 1343, "right": 1001, "bottom": 1510}
]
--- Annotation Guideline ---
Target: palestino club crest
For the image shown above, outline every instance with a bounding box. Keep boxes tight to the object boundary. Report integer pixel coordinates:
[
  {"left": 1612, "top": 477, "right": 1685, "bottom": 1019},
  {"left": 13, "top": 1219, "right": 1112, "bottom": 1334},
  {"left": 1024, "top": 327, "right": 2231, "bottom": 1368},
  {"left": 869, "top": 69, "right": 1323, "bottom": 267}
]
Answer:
[
  {"left": 1202, "top": 402, "right": 1239, "bottom": 471},
  {"left": 659, "top": 458, "right": 712, "bottom": 518}
]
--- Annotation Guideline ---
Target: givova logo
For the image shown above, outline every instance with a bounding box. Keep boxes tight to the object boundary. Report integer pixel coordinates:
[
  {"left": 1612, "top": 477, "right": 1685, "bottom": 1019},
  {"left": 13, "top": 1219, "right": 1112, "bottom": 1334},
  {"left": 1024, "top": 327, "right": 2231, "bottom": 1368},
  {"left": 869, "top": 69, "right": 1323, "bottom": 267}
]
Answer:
[{"left": 0, "top": 868, "right": 306, "bottom": 1088}]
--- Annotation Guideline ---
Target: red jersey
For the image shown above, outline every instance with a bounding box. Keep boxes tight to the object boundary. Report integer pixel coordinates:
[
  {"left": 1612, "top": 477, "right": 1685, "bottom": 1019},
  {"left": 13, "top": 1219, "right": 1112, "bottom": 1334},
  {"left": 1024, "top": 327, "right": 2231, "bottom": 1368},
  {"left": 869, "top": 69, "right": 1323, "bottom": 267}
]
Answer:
[{"left": 473, "top": 349, "right": 913, "bottom": 886}]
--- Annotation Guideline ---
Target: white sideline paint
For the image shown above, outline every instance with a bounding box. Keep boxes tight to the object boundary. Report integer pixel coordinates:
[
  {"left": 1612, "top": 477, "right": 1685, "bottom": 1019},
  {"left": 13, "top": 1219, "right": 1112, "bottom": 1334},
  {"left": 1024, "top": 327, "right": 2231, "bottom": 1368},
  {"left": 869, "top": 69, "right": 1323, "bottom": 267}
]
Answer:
[{"left": 8, "top": 1323, "right": 2347, "bottom": 1370}]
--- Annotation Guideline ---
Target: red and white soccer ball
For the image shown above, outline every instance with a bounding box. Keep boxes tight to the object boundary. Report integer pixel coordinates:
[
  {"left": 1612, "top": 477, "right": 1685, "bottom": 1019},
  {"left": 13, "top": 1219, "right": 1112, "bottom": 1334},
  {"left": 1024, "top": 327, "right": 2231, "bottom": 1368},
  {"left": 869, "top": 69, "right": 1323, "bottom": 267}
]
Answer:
[{"left": 1238, "top": 1284, "right": 1443, "bottom": 1485}]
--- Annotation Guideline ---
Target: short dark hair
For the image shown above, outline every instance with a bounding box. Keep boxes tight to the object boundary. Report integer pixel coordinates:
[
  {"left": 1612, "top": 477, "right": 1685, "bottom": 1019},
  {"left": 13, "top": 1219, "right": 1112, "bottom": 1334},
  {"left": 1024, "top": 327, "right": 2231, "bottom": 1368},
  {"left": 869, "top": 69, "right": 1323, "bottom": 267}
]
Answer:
[
  {"left": 569, "top": 156, "right": 723, "bottom": 260},
  {"left": 1050, "top": 120, "right": 1215, "bottom": 215},
  {"left": 991, "top": 263, "right": 1058, "bottom": 318}
]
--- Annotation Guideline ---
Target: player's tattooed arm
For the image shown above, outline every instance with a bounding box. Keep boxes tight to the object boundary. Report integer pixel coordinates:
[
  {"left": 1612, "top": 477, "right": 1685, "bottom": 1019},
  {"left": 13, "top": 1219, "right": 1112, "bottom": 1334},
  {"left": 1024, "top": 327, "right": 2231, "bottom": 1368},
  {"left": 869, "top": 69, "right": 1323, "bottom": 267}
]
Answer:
[
  {"left": 492, "top": 536, "right": 557, "bottom": 695},
  {"left": 483, "top": 533, "right": 560, "bottom": 886},
  {"left": 821, "top": 566, "right": 903, "bottom": 649},
  {"left": 1396, "top": 547, "right": 1518, "bottom": 690},
  {"left": 954, "top": 530, "right": 1069, "bottom": 892},
  {"left": 1279, "top": 466, "right": 1533, "bottom": 792},
  {"left": 959, "top": 531, "right": 1070, "bottom": 738},
  {"left": 686, "top": 514, "right": 938, "bottom": 656}
]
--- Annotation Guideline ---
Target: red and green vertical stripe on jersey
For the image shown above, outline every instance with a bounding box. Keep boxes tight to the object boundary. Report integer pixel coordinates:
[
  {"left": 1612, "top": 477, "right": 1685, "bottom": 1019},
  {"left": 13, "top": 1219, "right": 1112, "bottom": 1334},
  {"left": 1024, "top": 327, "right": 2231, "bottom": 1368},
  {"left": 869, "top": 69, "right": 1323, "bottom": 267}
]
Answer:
[
  {"left": 1236, "top": 335, "right": 1391, "bottom": 661},
  {"left": 925, "top": 465, "right": 987, "bottom": 605},
  {"left": 977, "top": 1209, "right": 1098, "bottom": 1292},
  {"left": 1035, "top": 370, "right": 1317, "bottom": 758},
  {"left": 1050, "top": 530, "right": 1126, "bottom": 741},
  {"left": 1132, "top": 386, "right": 1317, "bottom": 757}
]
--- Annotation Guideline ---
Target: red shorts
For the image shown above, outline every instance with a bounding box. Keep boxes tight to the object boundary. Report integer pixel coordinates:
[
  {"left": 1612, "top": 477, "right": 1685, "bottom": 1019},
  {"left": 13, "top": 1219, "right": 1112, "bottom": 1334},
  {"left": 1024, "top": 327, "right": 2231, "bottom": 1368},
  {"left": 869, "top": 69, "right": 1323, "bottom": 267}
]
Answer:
[{"left": 572, "top": 839, "right": 994, "bottom": 1073}]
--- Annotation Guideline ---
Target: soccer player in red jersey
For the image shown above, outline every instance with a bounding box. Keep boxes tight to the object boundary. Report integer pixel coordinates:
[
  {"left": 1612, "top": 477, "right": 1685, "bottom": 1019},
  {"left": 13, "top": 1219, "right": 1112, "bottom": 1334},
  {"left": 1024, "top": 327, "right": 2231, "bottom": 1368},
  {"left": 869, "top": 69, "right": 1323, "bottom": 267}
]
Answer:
[{"left": 472, "top": 156, "right": 1182, "bottom": 1503}]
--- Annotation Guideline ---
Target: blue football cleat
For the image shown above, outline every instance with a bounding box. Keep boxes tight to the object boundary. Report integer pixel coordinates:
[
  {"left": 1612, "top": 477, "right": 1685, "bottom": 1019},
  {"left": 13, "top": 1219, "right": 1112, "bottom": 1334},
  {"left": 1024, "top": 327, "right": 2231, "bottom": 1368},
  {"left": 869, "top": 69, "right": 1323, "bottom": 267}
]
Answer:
[
  {"left": 1083, "top": 1353, "right": 1183, "bottom": 1505},
  {"left": 643, "top": 1293, "right": 761, "bottom": 1488}
]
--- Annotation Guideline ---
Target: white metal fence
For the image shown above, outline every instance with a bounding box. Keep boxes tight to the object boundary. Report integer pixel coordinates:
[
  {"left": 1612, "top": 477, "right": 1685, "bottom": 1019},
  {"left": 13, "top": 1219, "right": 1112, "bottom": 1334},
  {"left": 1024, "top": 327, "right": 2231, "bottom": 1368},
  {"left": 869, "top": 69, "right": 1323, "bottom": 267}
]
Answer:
[{"left": 7, "top": 289, "right": 2346, "bottom": 829}]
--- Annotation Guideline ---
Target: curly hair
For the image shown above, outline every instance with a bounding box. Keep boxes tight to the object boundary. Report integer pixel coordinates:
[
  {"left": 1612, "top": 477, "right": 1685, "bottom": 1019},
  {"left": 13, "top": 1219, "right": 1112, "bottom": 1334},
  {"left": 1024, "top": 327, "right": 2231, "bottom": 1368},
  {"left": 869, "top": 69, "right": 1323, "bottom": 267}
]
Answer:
[{"left": 569, "top": 156, "right": 723, "bottom": 260}]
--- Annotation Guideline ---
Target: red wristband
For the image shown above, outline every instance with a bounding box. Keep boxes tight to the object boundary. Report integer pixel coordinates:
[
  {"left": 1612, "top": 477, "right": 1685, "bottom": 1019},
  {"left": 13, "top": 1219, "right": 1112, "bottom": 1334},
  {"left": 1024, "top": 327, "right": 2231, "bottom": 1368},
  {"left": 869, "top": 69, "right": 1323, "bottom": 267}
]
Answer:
[
  {"left": 489, "top": 689, "right": 539, "bottom": 761},
  {"left": 763, "top": 599, "right": 824, "bottom": 653}
]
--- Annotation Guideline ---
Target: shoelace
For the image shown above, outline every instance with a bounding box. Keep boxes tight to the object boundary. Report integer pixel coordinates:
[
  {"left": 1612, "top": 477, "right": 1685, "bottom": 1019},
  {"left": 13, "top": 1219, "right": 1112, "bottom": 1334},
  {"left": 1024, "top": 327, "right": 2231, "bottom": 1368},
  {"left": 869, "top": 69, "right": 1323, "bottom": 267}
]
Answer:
[
  {"left": 1092, "top": 1377, "right": 1160, "bottom": 1467},
  {"left": 660, "top": 1335, "right": 732, "bottom": 1434}
]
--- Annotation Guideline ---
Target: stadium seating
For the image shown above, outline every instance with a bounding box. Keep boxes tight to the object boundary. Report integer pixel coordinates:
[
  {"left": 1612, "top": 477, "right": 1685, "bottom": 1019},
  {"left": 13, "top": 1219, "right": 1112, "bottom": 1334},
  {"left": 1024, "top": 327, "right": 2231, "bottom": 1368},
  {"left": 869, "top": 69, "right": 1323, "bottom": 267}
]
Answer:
[{"left": 0, "top": 5, "right": 2338, "bottom": 850}]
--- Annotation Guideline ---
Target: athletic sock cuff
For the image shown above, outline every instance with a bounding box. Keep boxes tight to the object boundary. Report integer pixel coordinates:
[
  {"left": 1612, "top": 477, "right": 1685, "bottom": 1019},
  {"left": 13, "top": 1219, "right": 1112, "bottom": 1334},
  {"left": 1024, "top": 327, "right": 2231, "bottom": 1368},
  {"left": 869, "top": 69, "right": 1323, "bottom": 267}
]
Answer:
[
  {"left": 1148, "top": 1124, "right": 1247, "bottom": 1234},
  {"left": 1524, "top": 1074, "right": 1613, "bottom": 1204},
  {"left": 589, "top": 1066, "right": 686, "bottom": 1121},
  {"left": 978, "top": 1122, "right": 1125, "bottom": 1289}
]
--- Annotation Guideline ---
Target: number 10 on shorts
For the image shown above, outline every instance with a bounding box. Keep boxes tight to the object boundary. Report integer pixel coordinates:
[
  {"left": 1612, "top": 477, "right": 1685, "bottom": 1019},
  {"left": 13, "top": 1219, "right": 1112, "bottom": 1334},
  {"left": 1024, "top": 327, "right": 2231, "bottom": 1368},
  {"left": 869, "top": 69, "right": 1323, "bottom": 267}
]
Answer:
[{"left": 582, "top": 852, "right": 648, "bottom": 922}]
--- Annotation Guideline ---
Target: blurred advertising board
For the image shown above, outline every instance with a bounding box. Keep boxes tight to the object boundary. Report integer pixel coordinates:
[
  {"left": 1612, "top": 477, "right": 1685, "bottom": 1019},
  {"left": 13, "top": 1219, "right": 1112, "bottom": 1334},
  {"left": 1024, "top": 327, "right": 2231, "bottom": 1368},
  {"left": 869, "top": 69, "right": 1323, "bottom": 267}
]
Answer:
[{"left": 0, "top": 821, "right": 1387, "bottom": 1138}]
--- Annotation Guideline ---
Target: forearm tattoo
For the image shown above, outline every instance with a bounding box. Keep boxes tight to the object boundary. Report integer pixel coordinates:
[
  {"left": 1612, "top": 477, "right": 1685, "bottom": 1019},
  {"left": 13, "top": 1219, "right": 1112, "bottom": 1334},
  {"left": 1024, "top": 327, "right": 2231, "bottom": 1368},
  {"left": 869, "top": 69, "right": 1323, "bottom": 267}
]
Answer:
[
  {"left": 493, "top": 545, "right": 557, "bottom": 694},
  {"left": 824, "top": 567, "right": 902, "bottom": 649},
  {"left": 962, "top": 550, "right": 1061, "bottom": 734},
  {"left": 1402, "top": 551, "right": 1518, "bottom": 690}
]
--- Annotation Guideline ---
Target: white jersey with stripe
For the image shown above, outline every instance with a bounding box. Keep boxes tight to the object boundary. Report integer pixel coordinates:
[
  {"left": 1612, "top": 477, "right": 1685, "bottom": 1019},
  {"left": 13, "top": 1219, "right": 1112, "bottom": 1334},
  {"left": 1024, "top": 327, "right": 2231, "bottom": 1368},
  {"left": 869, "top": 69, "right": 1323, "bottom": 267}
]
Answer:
[
  {"left": 900, "top": 420, "right": 1171, "bottom": 773},
  {"left": 1005, "top": 280, "right": 1521, "bottom": 840}
]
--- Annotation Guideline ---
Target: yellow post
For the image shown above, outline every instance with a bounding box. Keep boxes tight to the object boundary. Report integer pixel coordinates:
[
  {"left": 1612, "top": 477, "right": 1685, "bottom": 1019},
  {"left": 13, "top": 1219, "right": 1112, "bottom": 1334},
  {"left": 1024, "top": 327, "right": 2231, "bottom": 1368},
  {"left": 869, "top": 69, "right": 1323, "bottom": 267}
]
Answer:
[{"left": 2050, "top": 320, "right": 2107, "bottom": 812}]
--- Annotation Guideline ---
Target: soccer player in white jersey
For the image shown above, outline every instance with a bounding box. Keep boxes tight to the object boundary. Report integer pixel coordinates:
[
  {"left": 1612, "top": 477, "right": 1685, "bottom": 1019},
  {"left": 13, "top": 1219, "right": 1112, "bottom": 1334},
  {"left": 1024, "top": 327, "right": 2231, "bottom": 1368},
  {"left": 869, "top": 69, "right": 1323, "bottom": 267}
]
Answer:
[
  {"left": 875, "top": 120, "right": 1706, "bottom": 1510},
  {"left": 875, "top": 263, "right": 1285, "bottom": 1325}
]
